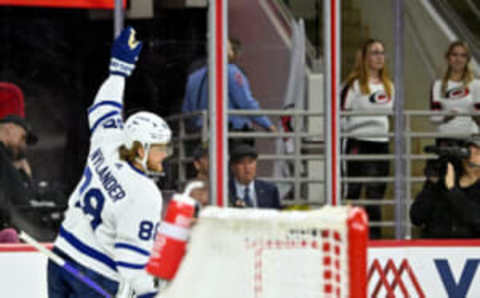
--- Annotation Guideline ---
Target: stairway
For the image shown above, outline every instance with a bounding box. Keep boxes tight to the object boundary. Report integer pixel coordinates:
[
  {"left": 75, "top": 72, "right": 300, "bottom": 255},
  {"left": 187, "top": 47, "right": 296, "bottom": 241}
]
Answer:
[
  {"left": 341, "top": 0, "right": 370, "bottom": 80},
  {"left": 283, "top": 0, "right": 370, "bottom": 80},
  {"left": 433, "top": 0, "right": 480, "bottom": 63}
]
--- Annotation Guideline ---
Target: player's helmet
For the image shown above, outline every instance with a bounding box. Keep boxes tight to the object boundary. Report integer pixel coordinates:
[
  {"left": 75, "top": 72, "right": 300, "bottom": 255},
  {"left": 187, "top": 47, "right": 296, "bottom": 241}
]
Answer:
[
  {"left": 124, "top": 111, "right": 172, "bottom": 176},
  {"left": 125, "top": 111, "right": 171, "bottom": 148}
]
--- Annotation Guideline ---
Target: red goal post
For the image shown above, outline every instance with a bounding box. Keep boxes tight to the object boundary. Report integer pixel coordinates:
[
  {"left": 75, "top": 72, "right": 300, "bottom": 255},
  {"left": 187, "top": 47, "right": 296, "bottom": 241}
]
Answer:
[{"left": 159, "top": 206, "right": 368, "bottom": 298}]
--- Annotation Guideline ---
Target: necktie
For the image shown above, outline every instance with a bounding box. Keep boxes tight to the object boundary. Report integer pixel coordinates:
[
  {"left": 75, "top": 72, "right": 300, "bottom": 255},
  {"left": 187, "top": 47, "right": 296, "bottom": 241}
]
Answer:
[{"left": 244, "top": 186, "right": 253, "bottom": 207}]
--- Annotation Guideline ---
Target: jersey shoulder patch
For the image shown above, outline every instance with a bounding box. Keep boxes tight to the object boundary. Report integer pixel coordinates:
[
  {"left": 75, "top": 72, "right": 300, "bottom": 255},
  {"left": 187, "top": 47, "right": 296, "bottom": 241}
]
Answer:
[{"left": 234, "top": 71, "right": 244, "bottom": 87}]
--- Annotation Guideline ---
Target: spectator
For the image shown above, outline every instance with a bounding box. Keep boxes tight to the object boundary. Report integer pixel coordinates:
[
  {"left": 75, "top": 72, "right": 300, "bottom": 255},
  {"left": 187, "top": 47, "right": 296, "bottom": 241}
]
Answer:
[
  {"left": 410, "top": 134, "right": 480, "bottom": 238},
  {"left": 341, "top": 39, "right": 394, "bottom": 239},
  {"left": 182, "top": 39, "right": 276, "bottom": 149},
  {"left": 430, "top": 41, "right": 480, "bottom": 148},
  {"left": 192, "top": 144, "right": 208, "bottom": 181},
  {"left": 228, "top": 144, "right": 281, "bottom": 209},
  {"left": 0, "top": 228, "right": 19, "bottom": 243},
  {"left": 0, "top": 82, "right": 25, "bottom": 119},
  {"left": 182, "top": 145, "right": 209, "bottom": 207},
  {"left": 0, "top": 114, "right": 38, "bottom": 243}
]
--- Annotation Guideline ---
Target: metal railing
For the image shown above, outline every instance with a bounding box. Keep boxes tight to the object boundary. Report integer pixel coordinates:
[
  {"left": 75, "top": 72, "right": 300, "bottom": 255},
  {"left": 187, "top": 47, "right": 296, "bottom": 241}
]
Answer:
[
  {"left": 166, "top": 109, "right": 323, "bottom": 205},
  {"left": 166, "top": 109, "right": 479, "bottom": 238}
]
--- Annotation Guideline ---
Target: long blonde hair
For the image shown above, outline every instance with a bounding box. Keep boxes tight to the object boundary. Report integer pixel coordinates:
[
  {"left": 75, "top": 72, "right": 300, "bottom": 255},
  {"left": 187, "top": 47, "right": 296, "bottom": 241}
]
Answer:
[
  {"left": 441, "top": 41, "right": 474, "bottom": 96},
  {"left": 118, "top": 141, "right": 142, "bottom": 163},
  {"left": 344, "top": 39, "right": 393, "bottom": 98}
]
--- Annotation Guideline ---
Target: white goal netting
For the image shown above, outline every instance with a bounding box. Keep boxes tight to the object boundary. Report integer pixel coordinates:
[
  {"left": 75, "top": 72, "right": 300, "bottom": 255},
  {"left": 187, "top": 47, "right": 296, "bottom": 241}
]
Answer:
[{"left": 159, "top": 206, "right": 367, "bottom": 298}]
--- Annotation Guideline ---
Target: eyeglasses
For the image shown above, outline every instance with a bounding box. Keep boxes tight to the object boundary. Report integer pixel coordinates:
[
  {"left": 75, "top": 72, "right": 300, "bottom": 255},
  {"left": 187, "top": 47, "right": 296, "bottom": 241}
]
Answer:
[
  {"left": 450, "top": 53, "right": 468, "bottom": 58},
  {"left": 369, "top": 51, "right": 385, "bottom": 56}
]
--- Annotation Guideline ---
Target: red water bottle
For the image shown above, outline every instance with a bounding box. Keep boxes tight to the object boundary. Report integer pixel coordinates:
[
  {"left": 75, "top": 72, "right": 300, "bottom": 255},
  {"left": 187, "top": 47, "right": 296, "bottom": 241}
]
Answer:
[{"left": 146, "top": 192, "right": 197, "bottom": 280}]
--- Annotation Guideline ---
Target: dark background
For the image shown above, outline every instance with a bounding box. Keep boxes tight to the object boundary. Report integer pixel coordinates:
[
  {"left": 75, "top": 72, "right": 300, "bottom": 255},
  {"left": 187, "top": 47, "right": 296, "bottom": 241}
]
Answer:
[{"left": 0, "top": 5, "right": 206, "bottom": 193}]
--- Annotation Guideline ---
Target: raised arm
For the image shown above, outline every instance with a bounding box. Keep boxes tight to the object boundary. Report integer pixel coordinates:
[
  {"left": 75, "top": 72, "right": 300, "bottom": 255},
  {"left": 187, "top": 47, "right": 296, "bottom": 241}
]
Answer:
[{"left": 88, "top": 27, "right": 143, "bottom": 145}]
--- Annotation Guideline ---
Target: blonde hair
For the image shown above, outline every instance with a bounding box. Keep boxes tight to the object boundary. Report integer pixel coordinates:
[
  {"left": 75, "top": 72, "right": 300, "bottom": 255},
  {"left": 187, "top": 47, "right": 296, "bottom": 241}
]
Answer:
[
  {"left": 118, "top": 141, "right": 142, "bottom": 163},
  {"left": 344, "top": 39, "right": 393, "bottom": 98},
  {"left": 441, "top": 41, "right": 474, "bottom": 96}
]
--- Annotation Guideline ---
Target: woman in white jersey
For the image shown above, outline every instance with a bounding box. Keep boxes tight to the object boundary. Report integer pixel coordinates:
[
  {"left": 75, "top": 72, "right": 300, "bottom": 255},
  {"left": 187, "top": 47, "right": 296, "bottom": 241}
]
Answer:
[
  {"left": 425, "top": 41, "right": 480, "bottom": 182},
  {"left": 430, "top": 41, "right": 480, "bottom": 148},
  {"left": 341, "top": 39, "right": 394, "bottom": 239}
]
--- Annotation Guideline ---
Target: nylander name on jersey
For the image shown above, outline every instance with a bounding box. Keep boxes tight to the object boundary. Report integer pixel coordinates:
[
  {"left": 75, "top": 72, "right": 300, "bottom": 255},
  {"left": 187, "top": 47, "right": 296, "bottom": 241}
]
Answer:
[
  {"left": 54, "top": 75, "right": 162, "bottom": 296},
  {"left": 90, "top": 148, "right": 125, "bottom": 202}
]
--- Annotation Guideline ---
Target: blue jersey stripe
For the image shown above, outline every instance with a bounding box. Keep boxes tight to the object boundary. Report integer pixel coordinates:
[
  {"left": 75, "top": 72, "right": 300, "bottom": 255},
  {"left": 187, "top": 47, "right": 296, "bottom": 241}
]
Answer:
[
  {"left": 116, "top": 261, "right": 146, "bottom": 269},
  {"left": 127, "top": 162, "right": 147, "bottom": 177},
  {"left": 88, "top": 101, "right": 123, "bottom": 114},
  {"left": 59, "top": 226, "right": 117, "bottom": 271},
  {"left": 114, "top": 242, "right": 150, "bottom": 256},
  {"left": 137, "top": 292, "right": 157, "bottom": 298},
  {"left": 90, "top": 111, "right": 120, "bottom": 134}
]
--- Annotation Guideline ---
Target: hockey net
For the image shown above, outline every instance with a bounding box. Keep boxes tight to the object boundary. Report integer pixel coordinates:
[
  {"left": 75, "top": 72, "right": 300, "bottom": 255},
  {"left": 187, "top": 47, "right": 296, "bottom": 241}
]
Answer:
[{"left": 159, "top": 206, "right": 368, "bottom": 298}]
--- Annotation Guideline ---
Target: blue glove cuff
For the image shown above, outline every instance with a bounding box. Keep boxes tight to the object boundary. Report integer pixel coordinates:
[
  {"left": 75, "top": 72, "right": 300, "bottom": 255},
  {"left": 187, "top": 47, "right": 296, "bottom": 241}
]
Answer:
[{"left": 109, "top": 58, "right": 135, "bottom": 77}]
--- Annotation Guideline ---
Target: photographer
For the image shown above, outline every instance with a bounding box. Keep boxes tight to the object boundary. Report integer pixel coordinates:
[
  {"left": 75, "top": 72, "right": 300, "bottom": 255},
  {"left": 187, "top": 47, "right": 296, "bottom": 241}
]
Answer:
[{"left": 410, "top": 136, "right": 480, "bottom": 238}]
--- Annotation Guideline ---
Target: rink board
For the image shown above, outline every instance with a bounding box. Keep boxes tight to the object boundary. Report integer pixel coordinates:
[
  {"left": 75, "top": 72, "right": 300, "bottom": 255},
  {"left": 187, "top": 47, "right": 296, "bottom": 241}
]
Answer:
[
  {"left": 1, "top": 240, "right": 480, "bottom": 297},
  {"left": 369, "top": 240, "right": 480, "bottom": 298},
  {"left": 0, "top": 244, "right": 51, "bottom": 298}
]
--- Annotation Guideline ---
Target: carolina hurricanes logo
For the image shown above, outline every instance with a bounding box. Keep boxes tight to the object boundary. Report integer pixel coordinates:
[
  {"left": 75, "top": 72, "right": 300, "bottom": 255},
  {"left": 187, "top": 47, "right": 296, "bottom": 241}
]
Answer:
[
  {"left": 234, "top": 72, "right": 244, "bottom": 86},
  {"left": 445, "top": 86, "right": 469, "bottom": 99},
  {"left": 369, "top": 90, "right": 391, "bottom": 104}
]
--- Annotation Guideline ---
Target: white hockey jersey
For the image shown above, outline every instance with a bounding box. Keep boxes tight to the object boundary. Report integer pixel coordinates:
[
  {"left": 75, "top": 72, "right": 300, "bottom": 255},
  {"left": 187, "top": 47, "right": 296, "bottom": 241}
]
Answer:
[
  {"left": 430, "top": 79, "right": 480, "bottom": 135},
  {"left": 341, "top": 80, "right": 394, "bottom": 142},
  {"left": 54, "top": 75, "right": 162, "bottom": 295}
]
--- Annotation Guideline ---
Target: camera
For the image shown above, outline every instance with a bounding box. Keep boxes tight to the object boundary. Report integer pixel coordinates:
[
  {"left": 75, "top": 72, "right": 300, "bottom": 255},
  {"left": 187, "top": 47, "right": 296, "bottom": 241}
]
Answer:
[
  {"left": 424, "top": 145, "right": 470, "bottom": 159},
  {"left": 423, "top": 145, "right": 469, "bottom": 180}
]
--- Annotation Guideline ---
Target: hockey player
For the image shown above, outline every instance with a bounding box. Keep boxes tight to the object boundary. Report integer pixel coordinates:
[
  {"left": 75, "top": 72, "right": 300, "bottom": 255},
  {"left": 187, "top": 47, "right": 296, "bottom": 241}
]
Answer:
[{"left": 47, "top": 27, "right": 171, "bottom": 298}]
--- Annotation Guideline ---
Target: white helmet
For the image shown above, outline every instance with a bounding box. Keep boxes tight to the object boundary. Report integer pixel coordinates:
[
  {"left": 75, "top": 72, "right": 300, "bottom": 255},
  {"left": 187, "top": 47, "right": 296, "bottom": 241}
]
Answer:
[
  {"left": 124, "top": 111, "right": 172, "bottom": 175},
  {"left": 125, "top": 111, "right": 171, "bottom": 148}
]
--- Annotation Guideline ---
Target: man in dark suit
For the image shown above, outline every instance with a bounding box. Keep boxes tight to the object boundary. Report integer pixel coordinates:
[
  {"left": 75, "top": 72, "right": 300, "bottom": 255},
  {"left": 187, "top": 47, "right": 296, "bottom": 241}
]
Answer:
[{"left": 229, "top": 144, "right": 281, "bottom": 209}]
